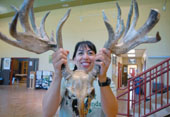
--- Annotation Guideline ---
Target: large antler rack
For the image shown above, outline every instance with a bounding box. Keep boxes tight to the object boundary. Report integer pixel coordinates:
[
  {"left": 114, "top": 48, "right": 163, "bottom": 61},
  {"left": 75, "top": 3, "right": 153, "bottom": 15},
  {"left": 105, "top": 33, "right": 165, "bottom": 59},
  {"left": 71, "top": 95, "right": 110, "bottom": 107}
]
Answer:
[
  {"left": 89, "top": 0, "right": 161, "bottom": 78},
  {"left": 0, "top": 0, "right": 71, "bottom": 54},
  {"left": 103, "top": 0, "right": 161, "bottom": 55}
]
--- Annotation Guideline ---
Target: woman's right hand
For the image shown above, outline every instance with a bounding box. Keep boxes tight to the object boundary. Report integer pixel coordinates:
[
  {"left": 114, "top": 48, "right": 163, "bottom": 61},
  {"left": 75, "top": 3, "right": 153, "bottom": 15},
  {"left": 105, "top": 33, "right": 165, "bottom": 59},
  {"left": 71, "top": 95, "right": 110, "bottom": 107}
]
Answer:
[{"left": 52, "top": 48, "right": 69, "bottom": 79}]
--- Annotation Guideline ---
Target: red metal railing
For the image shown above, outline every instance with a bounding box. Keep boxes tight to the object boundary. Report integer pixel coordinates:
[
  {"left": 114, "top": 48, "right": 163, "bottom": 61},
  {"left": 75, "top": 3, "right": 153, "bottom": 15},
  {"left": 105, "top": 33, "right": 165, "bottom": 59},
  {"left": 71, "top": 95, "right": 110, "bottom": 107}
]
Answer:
[{"left": 117, "top": 58, "right": 170, "bottom": 117}]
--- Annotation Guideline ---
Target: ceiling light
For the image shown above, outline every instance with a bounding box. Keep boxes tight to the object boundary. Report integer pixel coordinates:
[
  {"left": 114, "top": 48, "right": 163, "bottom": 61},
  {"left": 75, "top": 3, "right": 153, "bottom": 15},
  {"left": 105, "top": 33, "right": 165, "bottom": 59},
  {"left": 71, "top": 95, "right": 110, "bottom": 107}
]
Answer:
[
  {"left": 128, "top": 54, "right": 135, "bottom": 57},
  {"left": 128, "top": 49, "right": 135, "bottom": 54}
]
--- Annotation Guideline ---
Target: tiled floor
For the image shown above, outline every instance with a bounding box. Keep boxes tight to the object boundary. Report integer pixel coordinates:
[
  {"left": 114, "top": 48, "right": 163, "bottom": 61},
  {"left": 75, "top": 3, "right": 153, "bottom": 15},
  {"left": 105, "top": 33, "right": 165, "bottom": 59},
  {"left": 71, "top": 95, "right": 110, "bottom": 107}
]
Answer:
[{"left": 0, "top": 83, "right": 46, "bottom": 117}]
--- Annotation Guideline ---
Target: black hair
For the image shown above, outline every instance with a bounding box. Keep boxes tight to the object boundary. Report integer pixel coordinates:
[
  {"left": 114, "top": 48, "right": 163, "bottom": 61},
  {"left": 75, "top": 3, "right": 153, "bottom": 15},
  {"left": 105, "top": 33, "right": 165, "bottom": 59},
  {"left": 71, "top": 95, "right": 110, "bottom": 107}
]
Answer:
[{"left": 72, "top": 41, "right": 97, "bottom": 71}]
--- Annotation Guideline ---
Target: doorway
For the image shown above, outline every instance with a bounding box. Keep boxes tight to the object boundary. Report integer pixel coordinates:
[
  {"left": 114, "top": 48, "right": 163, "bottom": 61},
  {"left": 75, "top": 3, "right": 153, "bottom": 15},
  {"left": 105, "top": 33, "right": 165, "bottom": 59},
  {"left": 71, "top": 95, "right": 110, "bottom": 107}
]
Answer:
[
  {"left": 128, "top": 65, "right": 137, "bottom": 79},
  {"left": 10, "top": 58, "right": 29, "bottom": 85},
  {"left": 122, "top": 65, "right": 128, "bottom": 86},
  {"left": 1, "top": 57, "right": 39, "bottom": 87}
]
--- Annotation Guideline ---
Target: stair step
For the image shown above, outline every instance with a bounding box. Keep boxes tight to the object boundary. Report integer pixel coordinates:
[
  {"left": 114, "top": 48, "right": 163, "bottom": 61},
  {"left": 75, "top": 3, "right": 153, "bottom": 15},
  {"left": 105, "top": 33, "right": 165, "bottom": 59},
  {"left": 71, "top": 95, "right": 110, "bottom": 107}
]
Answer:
[
  {"left": 130, "top": 91, "right": 170, "bottom": 116},
  {"left": 153, "top": 106, "right": 170, "bottom": 117}
]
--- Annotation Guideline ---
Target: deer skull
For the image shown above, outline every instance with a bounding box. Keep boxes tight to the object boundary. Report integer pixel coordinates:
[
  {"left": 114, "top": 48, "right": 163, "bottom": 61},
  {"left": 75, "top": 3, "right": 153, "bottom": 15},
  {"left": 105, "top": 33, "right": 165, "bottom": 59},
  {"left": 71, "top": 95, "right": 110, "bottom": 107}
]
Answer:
[
  {"left": 65, "top": 70, "right": 95, "bottom": 116},
  {"left": 0, "top": 0, "right": 161, "bottom": 116}
]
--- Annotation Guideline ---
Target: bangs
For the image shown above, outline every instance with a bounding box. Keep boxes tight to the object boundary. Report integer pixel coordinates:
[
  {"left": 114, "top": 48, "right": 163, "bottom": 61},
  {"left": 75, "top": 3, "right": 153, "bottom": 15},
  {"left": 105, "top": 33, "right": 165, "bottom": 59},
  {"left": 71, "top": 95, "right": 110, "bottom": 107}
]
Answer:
[{"left": 78, "top": 43, "right": 96, "bottom": 54}]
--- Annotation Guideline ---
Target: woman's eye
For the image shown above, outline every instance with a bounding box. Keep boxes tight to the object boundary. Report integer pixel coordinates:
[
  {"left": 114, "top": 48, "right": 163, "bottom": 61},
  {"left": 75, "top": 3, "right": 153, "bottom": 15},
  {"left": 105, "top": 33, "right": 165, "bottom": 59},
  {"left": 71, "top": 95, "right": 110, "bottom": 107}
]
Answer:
[
  {"left": 78, "top": 52, "right": 83, "bottom": 55},
  {"left": 88, "top": 52, "right": 94, "bottom": 55}
]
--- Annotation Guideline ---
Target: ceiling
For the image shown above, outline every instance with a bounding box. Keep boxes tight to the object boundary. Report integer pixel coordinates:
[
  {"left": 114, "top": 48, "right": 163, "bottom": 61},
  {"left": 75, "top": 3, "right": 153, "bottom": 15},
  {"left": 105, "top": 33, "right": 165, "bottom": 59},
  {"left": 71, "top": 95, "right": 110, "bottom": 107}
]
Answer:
[
  {"left": 0, "top": 0, "right": 114, "bottom": 18},
  {"left": 121, "top": 49, "right": 145, "bottom": 58}
]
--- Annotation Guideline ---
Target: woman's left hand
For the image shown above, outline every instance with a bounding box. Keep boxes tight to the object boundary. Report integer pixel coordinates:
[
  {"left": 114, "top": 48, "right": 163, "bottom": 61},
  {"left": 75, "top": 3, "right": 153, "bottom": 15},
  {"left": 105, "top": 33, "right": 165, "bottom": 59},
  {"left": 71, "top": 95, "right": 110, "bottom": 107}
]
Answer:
[{"left": 95, "top": 48, "right": 111, "bottom": 82}]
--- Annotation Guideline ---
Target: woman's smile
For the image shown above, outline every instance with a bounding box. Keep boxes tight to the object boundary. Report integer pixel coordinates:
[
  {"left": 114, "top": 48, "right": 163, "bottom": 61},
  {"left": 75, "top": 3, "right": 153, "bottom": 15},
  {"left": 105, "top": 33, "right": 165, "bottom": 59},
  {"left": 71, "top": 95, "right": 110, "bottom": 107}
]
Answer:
[{"left": 81, "top": 61, "right": 91, "bottom": 68}]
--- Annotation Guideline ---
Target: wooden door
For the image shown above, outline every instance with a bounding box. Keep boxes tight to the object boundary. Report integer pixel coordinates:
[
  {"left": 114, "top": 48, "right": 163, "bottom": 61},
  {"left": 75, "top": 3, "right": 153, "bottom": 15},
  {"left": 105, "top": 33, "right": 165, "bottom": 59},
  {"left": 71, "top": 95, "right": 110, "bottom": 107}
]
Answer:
[
  {"left": 118, "top": 62, "right": 122, "bottom": 89},
  {"left": 122, "top": 65, "right": 128, "bottom": 86},
  {"left": 21, "top": 61, "right": 28, "bottom": 74}
]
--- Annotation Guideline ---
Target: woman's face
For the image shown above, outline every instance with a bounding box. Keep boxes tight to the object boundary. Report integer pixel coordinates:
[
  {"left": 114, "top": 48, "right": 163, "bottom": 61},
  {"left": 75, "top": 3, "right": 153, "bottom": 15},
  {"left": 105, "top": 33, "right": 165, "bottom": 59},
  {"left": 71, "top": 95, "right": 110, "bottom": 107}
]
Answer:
[{"left": 74, "top": 45, "right": 96, "bottom": 72}]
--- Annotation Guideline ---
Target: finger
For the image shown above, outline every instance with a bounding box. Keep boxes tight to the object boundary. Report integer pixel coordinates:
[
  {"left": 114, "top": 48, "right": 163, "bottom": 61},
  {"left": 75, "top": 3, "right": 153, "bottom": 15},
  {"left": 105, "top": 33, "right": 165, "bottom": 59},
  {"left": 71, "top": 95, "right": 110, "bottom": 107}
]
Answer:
[
  {"left": 95, "top": 54, "right": 105, "bottom": 61},
  {"left": 98, "top": 48, "right": 111, "bottom": 59},
  {"left": 52, "top": 55, "right": 67, "bottom": 66},
  {"left": 95, "top": 61, "right": 106, "bottom": 74},
  {"left": 53, "top": 58, "right": 67, "bottom": 69},
  {"left": 102, "top": 48, "right": 111, "bottom": 58},
  {"left": 52, "top": 50, "right": 69, "bottom": 62},
  {"left": 58, "top": 48, "right": 69, "bottom": 57},
  {"left": 96, "top": 51, "right": 110, "bottom": 63},
  {"left": 52, "top": 48, "right": 69, "bottom": 58}
]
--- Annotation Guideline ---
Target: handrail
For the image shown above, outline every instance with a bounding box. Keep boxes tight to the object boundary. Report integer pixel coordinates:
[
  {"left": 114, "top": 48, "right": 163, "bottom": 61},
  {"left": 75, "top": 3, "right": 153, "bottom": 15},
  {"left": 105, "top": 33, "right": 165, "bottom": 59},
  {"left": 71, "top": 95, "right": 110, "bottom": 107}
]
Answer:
[{"left": 117, "top": 57, "right": 170, "bottom": 116}]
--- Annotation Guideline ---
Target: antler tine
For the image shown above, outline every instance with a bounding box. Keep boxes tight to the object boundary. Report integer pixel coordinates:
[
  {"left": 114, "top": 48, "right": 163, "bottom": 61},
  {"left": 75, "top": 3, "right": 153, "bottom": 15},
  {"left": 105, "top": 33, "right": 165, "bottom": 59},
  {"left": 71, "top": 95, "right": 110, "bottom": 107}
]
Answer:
[
  {"left": 9, "top": 12, "right": 19, "bottom": 38},
  {"left": 56, "top": 8, "right": 71, "bottom": 50},
  {"left": 29, "top": 6, "right": 39, "bottom": 35},
  {"left": 137, "top": 9, "right": 160, "bottom": 36},
  {"left": 40, "top": 11, "right": 51, "bottom": 40},
  {"left": 115, "top": 2, "right": 124, "bottom": 40},
  {"left": 115, "top": 2, "right": 121, "bottom": 34},
  {"left": 131, "top": 0, "right": 139, "bottom": 28},
  {"left": 54, "top": 9, "right": 72, "bottom": 79},
  {"left": 10, "top": 5, "right": 19, "bottom": 12},
  {"left": 127, "top": 32, "right": 161, "bottom": 52},
  {"left": 102, "top": 10, "right": 115, "bottom": 49},
  {"left": 123, "top": 0, "right": 133, "bottom": 37},
  {"left": 19, "top": 0, "right": 34, "bottom": 33},
  {"left": 127, "top": 0, "right": 139, "bottom": 35}
]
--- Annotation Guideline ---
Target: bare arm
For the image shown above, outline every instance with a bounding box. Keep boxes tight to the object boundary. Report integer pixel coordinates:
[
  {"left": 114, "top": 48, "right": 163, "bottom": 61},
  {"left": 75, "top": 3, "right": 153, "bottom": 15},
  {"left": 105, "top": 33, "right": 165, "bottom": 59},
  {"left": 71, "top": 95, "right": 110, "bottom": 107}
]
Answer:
[
  {"left": 100, "top": 84, "right": 118, "bottom": 116},
  {"left": 96, "top": 48, "right": 118, "bottom": 116},
  {"left": 42, "top": 48, "right": 69, "bottom": 117},
  {"left": 42, "top": 76, "right": 62, "bottom": 117}
]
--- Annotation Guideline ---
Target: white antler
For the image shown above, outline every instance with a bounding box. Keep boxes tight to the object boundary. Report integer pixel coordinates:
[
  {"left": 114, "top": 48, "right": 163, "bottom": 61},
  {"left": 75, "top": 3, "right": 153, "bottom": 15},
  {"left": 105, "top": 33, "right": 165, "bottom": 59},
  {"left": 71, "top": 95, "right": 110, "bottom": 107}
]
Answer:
[
  {"left": 103, "top": 0, "right": 161, "bottom": 55},
  {"left": 0, "top": 0, "right": 71, "bottom": 54}
]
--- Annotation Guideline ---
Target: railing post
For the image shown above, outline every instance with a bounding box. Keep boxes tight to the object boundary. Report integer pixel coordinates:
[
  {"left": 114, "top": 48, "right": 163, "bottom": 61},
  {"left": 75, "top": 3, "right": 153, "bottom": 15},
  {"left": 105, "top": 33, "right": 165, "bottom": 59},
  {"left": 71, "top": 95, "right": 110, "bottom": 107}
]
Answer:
[
  {"left": 161, "top": 64, "right": 163, "bottom": 105},
  {"left": 149, "top": 70, "right": 152, "bottom": 112},
  {"left": 127, "top": 80, "right": 130, "bottom": 117},
  {"left": 167, "top": 60, "right": 169, "bottom": 104},
  {"left": 144, "top": 74, "right": 147, "bottom": 115},
  {"left": 155, "top": 67, "right": 158, "bottom": 109}
]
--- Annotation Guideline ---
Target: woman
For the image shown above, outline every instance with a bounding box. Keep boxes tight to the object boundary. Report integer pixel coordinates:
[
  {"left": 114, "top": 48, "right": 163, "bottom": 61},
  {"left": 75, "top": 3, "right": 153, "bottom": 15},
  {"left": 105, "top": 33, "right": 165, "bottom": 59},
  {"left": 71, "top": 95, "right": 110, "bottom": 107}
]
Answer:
[{"left": 42, "top": 41, "right": 118, "bottom": 117}]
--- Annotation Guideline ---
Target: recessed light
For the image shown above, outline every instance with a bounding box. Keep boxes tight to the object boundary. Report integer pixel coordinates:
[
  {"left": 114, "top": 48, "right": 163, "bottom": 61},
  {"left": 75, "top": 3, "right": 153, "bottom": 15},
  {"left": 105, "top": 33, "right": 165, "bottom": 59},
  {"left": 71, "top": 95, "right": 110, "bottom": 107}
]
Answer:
[
  {"left": 128, "top": 54, "right": 135, "bottom": 57},
  {"left": 128, "top": 49, "right": 135, "bottom": 54}
]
